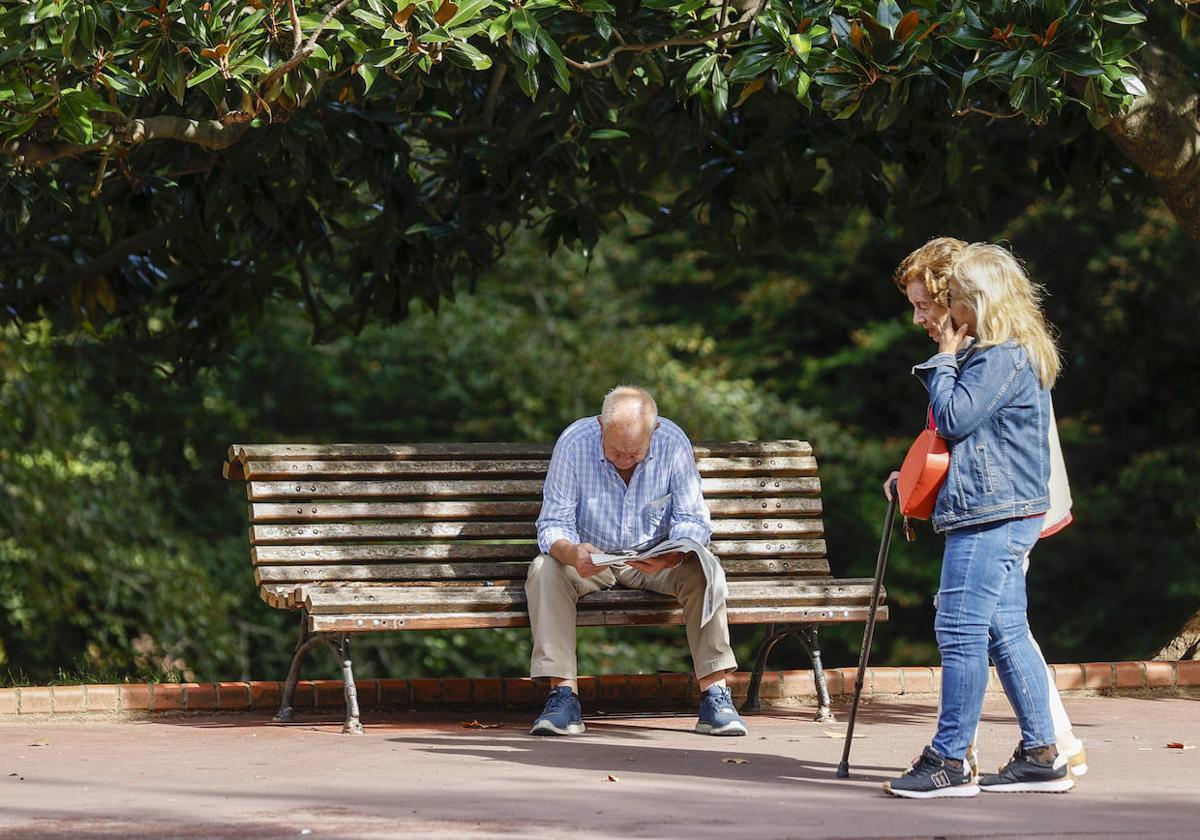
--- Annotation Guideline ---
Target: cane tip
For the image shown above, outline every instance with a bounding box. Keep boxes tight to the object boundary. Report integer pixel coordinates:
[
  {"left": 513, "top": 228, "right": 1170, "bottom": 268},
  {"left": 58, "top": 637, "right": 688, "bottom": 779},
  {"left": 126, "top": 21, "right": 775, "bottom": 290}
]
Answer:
[{"left": 835, "top": 761, "right": 850, "bottom": 779}]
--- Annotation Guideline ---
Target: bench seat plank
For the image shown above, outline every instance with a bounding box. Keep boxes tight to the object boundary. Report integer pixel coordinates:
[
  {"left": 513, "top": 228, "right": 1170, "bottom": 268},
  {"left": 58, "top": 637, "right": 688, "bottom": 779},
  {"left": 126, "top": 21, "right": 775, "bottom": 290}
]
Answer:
[
  {"left": 299, "top": 578, "right": 880, "bottom": 614},
  {"left": 252, "top": 556, "right": 833, "bottom": 584},
  {"left": 308, "top": 604, "right": 888, "bottom": 633}
]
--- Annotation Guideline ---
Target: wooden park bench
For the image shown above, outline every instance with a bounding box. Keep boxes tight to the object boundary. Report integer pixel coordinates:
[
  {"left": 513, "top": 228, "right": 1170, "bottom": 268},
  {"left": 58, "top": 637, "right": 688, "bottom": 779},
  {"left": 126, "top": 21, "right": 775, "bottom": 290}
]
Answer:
[{"left": 223, "top": 440, "right": 886, "bottom": 733}]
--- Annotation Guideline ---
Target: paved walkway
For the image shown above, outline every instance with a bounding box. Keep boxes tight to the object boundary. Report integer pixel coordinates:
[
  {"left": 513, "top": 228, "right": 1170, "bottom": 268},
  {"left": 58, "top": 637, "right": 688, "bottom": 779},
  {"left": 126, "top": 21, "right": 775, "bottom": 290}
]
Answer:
[{"left": 1, "top": 693, "right": 1196, "bottom": 838}]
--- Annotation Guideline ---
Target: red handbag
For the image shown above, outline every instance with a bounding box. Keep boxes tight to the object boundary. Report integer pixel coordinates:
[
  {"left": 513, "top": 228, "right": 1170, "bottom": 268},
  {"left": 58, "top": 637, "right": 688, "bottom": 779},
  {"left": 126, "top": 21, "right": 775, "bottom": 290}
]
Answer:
[{"left": 898, "top": 425, "right": 949, "bottom": 521}]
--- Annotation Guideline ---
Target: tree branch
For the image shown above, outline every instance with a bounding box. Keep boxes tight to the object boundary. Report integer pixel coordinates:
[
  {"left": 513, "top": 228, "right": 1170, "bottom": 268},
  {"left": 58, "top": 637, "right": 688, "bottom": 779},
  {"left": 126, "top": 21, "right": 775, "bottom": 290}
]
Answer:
[
  {"left": 0, "top": 221, "right": 186, "bottom": 309},
  {"left": 564, "top": 22, "right": 751, "bottom": 71},
  {"left": 2, "top": 117, "right": 252, "bottom": 166},
  {"left": 261, "top": 0, "right": 358, "bottom": 92},
  {"left": 483, "top": 64, "right": 508, "bottom": 129},
  {"left": 287, "top": 0, "right": 303, "bottom": 55}
]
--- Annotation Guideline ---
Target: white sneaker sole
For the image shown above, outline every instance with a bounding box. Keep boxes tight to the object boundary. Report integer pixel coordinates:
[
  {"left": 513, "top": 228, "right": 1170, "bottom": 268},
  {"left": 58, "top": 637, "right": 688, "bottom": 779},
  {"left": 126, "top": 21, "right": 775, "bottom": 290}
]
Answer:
[
  {"left": 530, "top": 720, "right": 585, "bottom": 736},
  {"left": 883, "top": 782, "right": 980, "bottom": 799},
  {"left": 980, "top": 778, "right": 1075, "bottom": 793},
  {"left": 695, "top": 721, "right": 748, "bottom": 736}
]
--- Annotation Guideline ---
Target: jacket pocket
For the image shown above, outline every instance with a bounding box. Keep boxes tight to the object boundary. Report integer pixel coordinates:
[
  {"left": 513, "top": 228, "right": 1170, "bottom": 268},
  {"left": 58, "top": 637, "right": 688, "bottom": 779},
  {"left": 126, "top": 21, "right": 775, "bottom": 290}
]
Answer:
[{"left": 975, "top": 444, "right": 997, "bottom": 495}]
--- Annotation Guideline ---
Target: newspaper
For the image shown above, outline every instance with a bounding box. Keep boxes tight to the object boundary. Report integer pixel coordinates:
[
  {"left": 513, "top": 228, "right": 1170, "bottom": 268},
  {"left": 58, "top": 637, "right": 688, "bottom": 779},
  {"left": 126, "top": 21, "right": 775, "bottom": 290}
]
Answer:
[{"left": 590, "top": 537, "right": 728, "bottom": 627}]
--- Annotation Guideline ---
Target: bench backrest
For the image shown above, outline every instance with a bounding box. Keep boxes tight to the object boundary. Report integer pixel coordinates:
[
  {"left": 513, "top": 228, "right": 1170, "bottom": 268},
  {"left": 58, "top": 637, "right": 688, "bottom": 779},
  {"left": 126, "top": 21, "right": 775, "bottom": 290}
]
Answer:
[{"left": 225, "top": 441, "right": 827, "bottom": 612}]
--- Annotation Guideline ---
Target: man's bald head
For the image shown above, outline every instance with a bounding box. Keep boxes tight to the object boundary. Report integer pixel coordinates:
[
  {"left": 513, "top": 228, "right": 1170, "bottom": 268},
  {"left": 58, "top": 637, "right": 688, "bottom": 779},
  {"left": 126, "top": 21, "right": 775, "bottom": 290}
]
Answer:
[{"left": 599, "top": 386, "right": 659, "bottom": 470}]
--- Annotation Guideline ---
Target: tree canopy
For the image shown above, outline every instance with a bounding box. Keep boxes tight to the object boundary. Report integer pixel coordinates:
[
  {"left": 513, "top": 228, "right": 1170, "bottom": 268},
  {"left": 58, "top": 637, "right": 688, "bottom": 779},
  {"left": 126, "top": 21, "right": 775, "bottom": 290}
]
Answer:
[{"left": 3, "top": 0, "right": 1196, "bottom": 367}]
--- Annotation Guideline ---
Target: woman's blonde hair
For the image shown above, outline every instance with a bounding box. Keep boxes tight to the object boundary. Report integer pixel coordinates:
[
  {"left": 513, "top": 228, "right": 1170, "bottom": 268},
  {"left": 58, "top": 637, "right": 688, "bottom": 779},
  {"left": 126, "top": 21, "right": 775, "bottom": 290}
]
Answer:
[
  {"left": 950, "top": 243, "right": 1061, "bottom": 388},
  {"left": 893, "top": 237, "right": 967, "bottom": 305}
]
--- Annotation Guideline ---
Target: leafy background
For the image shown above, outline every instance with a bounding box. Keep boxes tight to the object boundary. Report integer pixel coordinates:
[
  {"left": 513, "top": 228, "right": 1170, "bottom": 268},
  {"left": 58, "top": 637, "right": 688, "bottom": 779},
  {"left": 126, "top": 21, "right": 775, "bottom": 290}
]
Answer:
[{"left": 3, "top": 183, "right": 1197, "bottom": 686}]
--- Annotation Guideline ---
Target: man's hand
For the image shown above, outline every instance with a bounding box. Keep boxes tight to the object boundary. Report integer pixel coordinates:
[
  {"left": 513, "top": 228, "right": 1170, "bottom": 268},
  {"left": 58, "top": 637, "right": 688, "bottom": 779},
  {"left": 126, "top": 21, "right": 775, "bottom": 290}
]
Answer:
[
  {"left": 883, "top": 470, "right": 900, "bottom": 501},
  {"left": 627, "top": 551, "right": 686, "bottom": 575},
  {"left": 571, "top": 542, "right": 605, "bottom": 578}
]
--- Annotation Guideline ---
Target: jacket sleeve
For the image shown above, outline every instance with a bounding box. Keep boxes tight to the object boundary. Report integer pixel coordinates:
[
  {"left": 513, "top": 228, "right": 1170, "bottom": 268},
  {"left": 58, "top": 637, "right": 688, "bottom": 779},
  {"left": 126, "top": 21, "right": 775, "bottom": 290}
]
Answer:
[
  {"left": 918, "top": 347, "right": 1020, "bottom": 441},
  {"left": 667, "top": 446, "right": 712, "bottom": 545},
  {"left": 536, "top": 436, "right": 581, "bottom": 553}
]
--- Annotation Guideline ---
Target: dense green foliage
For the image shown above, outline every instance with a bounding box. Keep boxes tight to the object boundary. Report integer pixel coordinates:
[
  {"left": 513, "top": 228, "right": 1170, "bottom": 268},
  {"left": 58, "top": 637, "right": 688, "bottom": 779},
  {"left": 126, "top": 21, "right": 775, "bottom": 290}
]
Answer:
[
  {"left": 3, "top": 184, "right": 1197, "bottom": 685},
  {"left": 6, "top": 0, "right": 1196, "bottom": 370}
]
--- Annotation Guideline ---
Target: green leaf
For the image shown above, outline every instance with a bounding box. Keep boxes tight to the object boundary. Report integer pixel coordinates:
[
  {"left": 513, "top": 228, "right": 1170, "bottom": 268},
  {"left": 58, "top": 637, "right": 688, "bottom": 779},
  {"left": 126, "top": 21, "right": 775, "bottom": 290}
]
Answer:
[
  {"left": 686, "top": 54, "right": 717, "bottom": 96},
  {"left": 447, "top": 42, "right": 493, "bottom": 71},
  {"left": 57, "top": 90, "right": 93, "bottom": 144},
  {"left": 350, "top": 9, "right": 389, "bottom": 29},
  {"left": 1050, "top": 49, "right": 1104, "bottom": 76},
  {"left": 1101, "top": 36, "right": 1144, "bottom": 63},
  {"left": 1119, "top": 74, "right": 1146, "bottom": 98},
  {"left": 357, "top": 63, "right": 380, "bottom": 93},
  {"left": 875, "top": 0, "right": 903, "bottom": 33},
  {"left": 711, "top": 65, "right": 728, "bottom": 119},
  {"left": 590, "top": 128, "right": 629, "bottom": 139},
  {"left": 535, "top": 30, "right": 569, "bottom": 92},
  {"left": 1098, "top": 4, "right": 1145, "bottom": 25},
  {"left": 444, "top": 0, "right": 494, "bottom": 26},
  {"left": 187, "top": 65, "right": 222, "bottom": 88}
]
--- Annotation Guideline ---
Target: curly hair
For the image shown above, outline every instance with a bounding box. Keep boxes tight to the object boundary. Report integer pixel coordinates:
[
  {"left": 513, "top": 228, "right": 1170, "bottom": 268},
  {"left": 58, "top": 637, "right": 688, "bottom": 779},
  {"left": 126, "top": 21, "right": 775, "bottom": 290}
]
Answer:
[{"left": 893, "top": 237, "right": 967, "bottom": 306}]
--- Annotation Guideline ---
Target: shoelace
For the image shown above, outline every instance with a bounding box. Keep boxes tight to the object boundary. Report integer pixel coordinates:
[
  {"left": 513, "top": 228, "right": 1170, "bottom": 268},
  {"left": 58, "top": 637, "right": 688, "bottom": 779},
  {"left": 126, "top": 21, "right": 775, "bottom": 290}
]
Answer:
[
  {"left": 543, "top": 691, "right": 571, "bottom": 715},
  {"left": 707, "top": 688, "right": 736, "bottom": 713}
]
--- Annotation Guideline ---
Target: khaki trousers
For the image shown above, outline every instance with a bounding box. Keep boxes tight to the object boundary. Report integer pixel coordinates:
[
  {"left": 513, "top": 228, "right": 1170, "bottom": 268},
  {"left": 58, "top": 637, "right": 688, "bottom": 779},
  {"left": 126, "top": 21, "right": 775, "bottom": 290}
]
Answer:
[{"left": 525, "top": 553, "right": 738, "bottom": 681}]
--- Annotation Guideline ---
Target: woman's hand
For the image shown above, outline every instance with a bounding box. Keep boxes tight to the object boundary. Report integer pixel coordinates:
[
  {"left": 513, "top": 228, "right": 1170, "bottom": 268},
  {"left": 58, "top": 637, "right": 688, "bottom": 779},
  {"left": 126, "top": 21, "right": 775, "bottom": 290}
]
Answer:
[
  {"left": 883, "top": 470, "right": 900, "bottom": 501},
  {"left": 938, "top": 318, "right": 969, "bottom": 356}
]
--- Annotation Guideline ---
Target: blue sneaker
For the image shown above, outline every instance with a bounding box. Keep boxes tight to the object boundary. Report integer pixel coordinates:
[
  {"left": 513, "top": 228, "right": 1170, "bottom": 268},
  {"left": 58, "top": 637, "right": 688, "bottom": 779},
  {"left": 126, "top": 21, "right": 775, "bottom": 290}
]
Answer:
[
  {"left": 530, "top": 686, "right": 585, "bottom": 736},
  {"left": 695, "top": 685, "right": 748, "bottom": 736}
]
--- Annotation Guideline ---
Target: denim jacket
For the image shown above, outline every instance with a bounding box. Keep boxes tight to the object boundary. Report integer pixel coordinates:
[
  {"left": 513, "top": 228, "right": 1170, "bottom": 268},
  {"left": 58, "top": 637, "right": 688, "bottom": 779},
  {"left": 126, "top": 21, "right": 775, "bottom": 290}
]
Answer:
[{"left": 913, "top": 340, "right": 1051, "bottom": 532}]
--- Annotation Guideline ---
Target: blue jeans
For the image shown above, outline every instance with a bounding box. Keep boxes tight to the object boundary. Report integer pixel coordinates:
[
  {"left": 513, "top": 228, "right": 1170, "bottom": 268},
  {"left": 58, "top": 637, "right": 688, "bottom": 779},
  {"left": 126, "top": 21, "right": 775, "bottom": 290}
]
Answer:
[{"left": 932, "top": 516, "right": 1056, "bottom": 760}]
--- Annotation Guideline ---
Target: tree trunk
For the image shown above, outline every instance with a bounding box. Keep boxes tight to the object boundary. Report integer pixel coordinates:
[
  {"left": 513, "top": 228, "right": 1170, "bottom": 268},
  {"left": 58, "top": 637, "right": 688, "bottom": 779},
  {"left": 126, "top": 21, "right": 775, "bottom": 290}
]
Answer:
[
  {"left": 1104, "top": 43, "right": 1200, "bottom": 248},
  {"left": 1153, "top": 608, "right": 1200, "bottom": 661}
]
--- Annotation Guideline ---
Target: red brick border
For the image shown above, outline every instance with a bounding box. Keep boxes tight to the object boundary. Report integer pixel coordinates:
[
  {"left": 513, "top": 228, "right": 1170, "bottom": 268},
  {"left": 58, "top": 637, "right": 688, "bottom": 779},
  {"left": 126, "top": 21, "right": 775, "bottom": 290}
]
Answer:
[{"left": 2, "top": 660, "right": 1194, "bottom": 716}]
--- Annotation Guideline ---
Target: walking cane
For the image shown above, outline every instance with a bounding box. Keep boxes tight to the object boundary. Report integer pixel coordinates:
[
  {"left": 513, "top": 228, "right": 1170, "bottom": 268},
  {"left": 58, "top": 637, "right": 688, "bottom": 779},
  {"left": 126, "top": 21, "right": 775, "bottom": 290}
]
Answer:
[{"left": 836, "top": 478, "right": 899, "bottom": 778}]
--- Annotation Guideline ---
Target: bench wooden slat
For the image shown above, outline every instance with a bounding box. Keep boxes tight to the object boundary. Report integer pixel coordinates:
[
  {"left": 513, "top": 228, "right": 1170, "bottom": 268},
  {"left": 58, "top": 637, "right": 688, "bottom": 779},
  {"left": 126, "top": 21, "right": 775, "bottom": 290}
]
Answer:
[
  {"left": 250, "top": 538, "right": 827, "bottom": 564},
  {"left": 245, "top": 476, "right": 820, "bottom": 501},
  {"left": 252, "top": 544, "right": 537, "bottom": 563},
  {"left": 308, "top": 604, "right": 888, "bottom": 632},
  {"left": 300, "top": 579, "right": 879, "bottom": 614},
  {"left": 247, "top": 518, "right": 823, "bottom": 545},
  {"left": 240, "top": 456, "right": 818, "bottom": 480},
  {"left": 252, "top": 556, "right": 832, "bottom": 584},
  {"left": 248, "top": 497, "right": 822, "bottom": 523},
  {"left": 229, "top": 440, "right": 813, "bottom": 462}
]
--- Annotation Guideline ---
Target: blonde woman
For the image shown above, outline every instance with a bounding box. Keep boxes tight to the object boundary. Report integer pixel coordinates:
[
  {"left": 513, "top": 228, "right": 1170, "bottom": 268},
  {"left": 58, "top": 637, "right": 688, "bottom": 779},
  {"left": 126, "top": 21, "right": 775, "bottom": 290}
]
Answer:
[
  {"left": 884, "top": 243, "right": 1074, "bottom": 798},
  {"left": 886, "top": 238, "right": 1087, "bottom": 784}
]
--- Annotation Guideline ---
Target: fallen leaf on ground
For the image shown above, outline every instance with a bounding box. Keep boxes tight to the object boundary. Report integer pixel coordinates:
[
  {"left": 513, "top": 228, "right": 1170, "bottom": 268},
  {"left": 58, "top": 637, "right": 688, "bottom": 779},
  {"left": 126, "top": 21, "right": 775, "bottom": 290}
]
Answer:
[
  {"left": 1166, "top": 742, "right": 1196, "bottom": 750},
  {"left": 460, "top": 719, "right": 503, "bottom": 729},
  {"left": 823, "top": 730, "right": 868, "bottom": 739},
  {"left": 722, "top": 757, "right": 748, "bottom": 764},
  {"left": 604, "top": 774, "right": 619, "bottom": 782},
  {"left": 29, "top": 740, "right": 48, "bottom": 747}
]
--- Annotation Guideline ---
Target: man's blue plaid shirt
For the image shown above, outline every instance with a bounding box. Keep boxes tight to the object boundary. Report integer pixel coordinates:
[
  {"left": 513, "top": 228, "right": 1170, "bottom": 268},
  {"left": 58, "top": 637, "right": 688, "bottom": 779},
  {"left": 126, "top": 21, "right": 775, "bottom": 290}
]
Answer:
[{"left": 535, "top": 416, "right": 712, "bottom": 555}]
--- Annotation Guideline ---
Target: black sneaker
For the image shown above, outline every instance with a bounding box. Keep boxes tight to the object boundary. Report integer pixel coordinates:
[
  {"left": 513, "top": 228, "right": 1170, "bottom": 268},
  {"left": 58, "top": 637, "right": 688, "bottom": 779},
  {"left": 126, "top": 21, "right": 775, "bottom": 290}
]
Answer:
[
  {"left": 883, "top": 746, "right": 980, "bottom": 799},
  {"left": 979, "top": 744, "right": 1075, "bottom": 793}
]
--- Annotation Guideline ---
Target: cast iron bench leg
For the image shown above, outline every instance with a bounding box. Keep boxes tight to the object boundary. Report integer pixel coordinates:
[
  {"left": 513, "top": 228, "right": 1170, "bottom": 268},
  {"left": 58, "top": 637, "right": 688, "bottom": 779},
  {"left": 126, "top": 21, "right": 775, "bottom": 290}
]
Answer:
[
  {"left": 742, "top": 623, "right": 789, "bottom": 714},
  {"left": 795, "top": 626, "right": 835, "bottom": 723},
  {"left": 336, "top": 634, "right": 364, "bottom": 735}
]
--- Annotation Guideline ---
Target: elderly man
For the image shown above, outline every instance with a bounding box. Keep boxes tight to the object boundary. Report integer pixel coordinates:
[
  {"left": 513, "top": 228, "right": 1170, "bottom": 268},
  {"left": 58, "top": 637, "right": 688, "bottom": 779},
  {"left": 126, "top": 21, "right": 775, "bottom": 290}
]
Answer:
[{"left": 525, "top": 386, "right": 746, "bottom": 737}]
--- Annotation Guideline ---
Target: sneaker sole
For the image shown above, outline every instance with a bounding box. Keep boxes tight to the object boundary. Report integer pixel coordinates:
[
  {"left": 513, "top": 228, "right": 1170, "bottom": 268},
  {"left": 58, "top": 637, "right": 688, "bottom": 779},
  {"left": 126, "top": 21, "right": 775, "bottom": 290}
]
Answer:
[
  {"left": 883, "top": 781, "right": 980, "bottom": 799},
  {"left": 529, "top": 721, "right": 585, "bottom": 736},
  {"left": 695, "top": 721, "right": 748, "bottom": 736},
  {"left": 980, "top": 778, "right": 1075, "bottom": 793}
]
